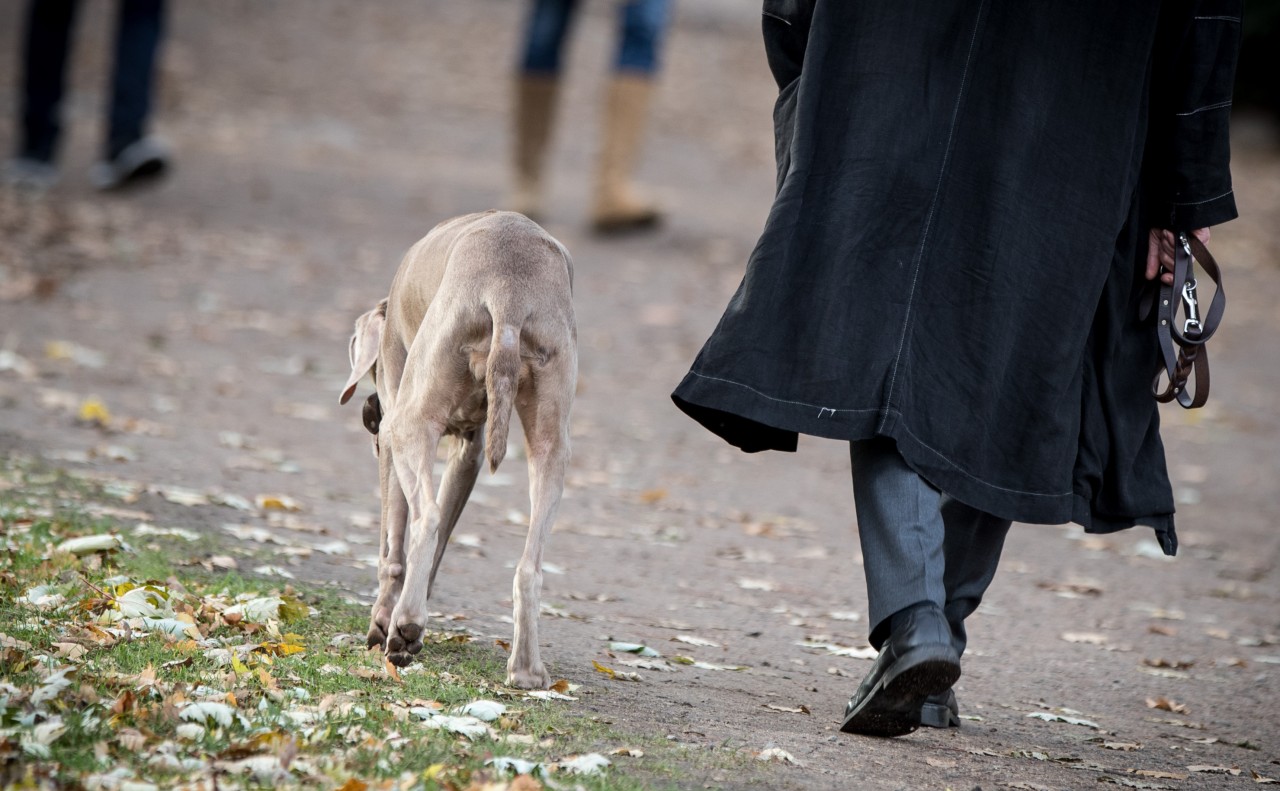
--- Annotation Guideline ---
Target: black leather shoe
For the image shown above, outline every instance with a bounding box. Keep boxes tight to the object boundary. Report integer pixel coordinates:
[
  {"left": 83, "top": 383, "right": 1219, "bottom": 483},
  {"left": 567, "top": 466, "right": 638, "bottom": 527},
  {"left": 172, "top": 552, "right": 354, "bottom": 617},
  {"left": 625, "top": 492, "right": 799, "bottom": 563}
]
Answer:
[
  {"left": 919, "top": 688, "right": 960, "bottom": 728},
  {"left": 840, "top": 604, "right": 960, "bottom": 737}
]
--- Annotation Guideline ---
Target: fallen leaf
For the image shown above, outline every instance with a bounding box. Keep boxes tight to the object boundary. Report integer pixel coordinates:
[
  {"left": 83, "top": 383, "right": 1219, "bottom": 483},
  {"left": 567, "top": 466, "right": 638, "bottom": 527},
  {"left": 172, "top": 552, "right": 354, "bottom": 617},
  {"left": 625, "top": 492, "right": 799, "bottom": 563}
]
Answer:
[
  {"left": 56, "top": 534, "right": 124, "bottom": 555},
  {"left": 181, "top": 701, "right": 236, "bottom": 728},
  {"left": 1148, "top": 624, "right": 1178, "bottom": 637},
  {"left": 1187, "top": 765, "right": 1241, "bottom": 776},
  {"left": 1026, "top": 711, "right": 1101, "bottom": 729},
  {"left": 926, "top": 757, "right": 957, "bottom": 768},
  {"left": 1102, "top": 742, "right": 1142, "bottom": 751},
  {"left": 383, "top": 659, "right": 402, "bottom": 682},
  {"left": 559, "top": 753, "right": 611, "bottom": 775},
  {"left": 611, "top": 748, "right": 644, "bottom": 757},
  {"left": 763, "top": 704, "right": 810, "bottom": 715},
  {"left": 457, "top": 700, "right": 506, "bottom": 722},
  {"left": 255, "top": 494, "right": 302, "bottom": 512},
  {"left": 1252, "top": 770, "right": 1280, "bottom": 784},
  {"left": 671, "top": 635, "right": 721, "bottom": 648},
  {"left": 756, "top": 748, "right": 799, "bottom": 765},
  {"left": 1061, "top": 632, "right": 1108, "bottom": 645},
  {"left": 592, "top": 661, "right": 615, "bottom": 678},
  {"left": 77, "top": 398, "right": 111, "bottom": 426},
  {"left": 1146, "top": 697, "right": 1190, "bottom": 714},
  {"left": 1135, "top": 770, "right": 1187, "bottom": 779},
  {"left": 1142, "top": 658, "right": 1195, "bottom": 670},
  {"left": 795, "top": 640, "right": 878, "bottom": 660},
  {"left": 638, "top": 488, "right": 667, "bottom": 504},
  {"left": 608, "top": 642, "right": 661, "bottom": 657},
  {"left": 737, "top": 578, "right": 778, "bottom": 592}
]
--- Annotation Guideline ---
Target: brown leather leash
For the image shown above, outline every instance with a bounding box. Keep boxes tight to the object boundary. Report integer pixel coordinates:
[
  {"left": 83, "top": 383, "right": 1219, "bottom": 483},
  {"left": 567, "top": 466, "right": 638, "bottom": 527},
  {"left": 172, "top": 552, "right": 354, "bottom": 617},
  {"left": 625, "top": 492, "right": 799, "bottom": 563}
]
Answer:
[{"left": 1141, "top": 233, "right": 1226, "bottom": 409}]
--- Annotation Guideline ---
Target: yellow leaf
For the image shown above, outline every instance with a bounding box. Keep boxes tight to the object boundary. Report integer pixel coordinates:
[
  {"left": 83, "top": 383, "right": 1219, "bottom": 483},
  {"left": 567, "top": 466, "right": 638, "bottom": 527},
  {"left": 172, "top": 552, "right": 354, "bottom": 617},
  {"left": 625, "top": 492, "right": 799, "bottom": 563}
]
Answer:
[
  {"left": 335, "top": 781, "right": 368, "bottom": 791},
  {"left": 231, "top": 654, "right": 250, "bottom": 675},
  {"left": 592, "top": 661, "right": 616, "bottom": 678},
  {"left": 423, "top": 764, "right": 446, "bottom": 780},
  {"left": 276, "top": 643, "right": 305, "bottom": 656},
  {"left": 78, "top": 398, "right": 111, "bottom": 426},
  {"left": 255, "top": 494, "right": 302, "bottom": 512}
]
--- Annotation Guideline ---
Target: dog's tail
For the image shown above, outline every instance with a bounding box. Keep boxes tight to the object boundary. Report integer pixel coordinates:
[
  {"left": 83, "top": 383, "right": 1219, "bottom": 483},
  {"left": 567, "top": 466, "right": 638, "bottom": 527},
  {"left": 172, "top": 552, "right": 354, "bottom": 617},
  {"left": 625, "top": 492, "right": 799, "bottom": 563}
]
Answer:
[{"left": 484, "top": 317, "right": 521, "bottom": 474}]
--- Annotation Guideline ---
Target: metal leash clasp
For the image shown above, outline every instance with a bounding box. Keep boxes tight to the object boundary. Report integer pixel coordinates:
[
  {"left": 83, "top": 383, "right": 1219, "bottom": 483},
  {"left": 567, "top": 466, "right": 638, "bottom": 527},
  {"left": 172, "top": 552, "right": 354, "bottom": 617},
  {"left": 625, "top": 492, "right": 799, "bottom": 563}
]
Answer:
[{"left": 1177, "top": 233, "right": 1202, "bottom": 336}]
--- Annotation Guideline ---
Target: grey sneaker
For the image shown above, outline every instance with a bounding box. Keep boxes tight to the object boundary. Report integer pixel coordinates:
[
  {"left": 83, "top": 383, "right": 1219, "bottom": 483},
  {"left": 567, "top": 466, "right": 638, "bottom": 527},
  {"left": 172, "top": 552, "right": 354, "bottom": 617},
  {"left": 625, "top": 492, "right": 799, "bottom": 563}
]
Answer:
[
  {"left": 2, "top": 157, "right": 59, "bottom": 191},
  {"left": 89, "top": 137, "right": 170, "bottom": 191}
]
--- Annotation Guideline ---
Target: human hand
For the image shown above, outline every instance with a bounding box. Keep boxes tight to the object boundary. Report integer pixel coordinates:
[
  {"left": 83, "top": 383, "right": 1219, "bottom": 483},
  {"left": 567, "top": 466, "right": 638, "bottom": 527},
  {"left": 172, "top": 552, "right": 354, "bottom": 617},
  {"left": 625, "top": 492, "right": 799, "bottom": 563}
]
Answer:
[{"left": 1145, "top": 227, "right": 1210, "bottom": 285}]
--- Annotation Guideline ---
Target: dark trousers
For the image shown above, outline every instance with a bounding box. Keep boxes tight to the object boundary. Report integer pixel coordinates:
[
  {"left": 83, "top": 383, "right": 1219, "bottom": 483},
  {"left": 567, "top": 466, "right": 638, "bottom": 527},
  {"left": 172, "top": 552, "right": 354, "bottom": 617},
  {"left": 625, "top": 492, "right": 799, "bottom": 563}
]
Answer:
[
  {"left": 18, "top": 0, "right": 165, "bottom": 162},
  {"left": 850, "top": 438, "right": 1013, "bottom": 654}
]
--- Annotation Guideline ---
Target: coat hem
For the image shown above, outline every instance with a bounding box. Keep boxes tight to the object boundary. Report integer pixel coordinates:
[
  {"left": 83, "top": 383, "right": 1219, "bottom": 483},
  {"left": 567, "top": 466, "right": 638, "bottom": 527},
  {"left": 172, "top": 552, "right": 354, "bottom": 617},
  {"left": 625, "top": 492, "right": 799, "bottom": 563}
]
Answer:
[{"left": 672, "top": 369, "right": 1177, "bottom": 555}]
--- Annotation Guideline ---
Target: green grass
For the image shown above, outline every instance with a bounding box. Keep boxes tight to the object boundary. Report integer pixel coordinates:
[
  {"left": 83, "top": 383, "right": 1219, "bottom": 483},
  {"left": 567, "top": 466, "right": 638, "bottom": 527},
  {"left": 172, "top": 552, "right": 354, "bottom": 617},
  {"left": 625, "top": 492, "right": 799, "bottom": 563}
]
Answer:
[{"left": 0, "top": 458, "right": 763, "bottom": 790}]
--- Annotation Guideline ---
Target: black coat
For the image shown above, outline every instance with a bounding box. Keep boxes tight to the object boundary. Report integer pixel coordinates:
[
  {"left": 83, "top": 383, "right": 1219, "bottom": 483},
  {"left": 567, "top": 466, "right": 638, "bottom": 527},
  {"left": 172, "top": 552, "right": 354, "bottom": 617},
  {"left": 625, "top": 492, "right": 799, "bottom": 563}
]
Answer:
[{"left": 673, "top": 0, "right": 1241, "bottom": 553}]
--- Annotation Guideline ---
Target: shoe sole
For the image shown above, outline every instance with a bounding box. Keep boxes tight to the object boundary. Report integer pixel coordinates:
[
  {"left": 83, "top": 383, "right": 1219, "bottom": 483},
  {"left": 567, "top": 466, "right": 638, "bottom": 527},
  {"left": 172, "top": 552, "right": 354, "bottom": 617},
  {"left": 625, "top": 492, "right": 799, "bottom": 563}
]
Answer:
[{"left": 840, "top": 647, "right": 961, "bottom": 737}]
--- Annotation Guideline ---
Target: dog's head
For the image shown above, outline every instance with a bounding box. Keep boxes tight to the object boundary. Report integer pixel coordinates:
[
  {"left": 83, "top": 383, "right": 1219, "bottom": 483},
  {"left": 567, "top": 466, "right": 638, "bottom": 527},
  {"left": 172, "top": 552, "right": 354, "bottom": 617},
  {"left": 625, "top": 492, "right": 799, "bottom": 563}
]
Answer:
[{"left": 339, "top": 299, "right": 387, "bottom": 406}]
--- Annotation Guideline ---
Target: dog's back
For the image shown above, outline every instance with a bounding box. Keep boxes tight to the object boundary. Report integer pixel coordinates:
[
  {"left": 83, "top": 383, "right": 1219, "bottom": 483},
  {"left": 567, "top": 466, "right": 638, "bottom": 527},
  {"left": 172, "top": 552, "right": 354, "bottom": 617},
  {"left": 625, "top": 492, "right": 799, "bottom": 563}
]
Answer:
[{"left": 388, "top": 211, "right": 575, "bottom": 470}]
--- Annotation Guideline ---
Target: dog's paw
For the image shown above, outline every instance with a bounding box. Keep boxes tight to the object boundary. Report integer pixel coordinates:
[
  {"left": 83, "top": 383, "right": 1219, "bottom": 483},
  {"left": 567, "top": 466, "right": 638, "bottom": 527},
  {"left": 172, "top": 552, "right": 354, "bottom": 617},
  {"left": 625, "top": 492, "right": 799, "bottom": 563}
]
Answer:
[
  {"left": 385, "top": 621, "right": 424, "bottom": 667},
  {"left": 366, "top": 620, "right": 387, "bottom": 650},
  {"left": 506, "top": 665, "right": 551, "bottom": 690}
]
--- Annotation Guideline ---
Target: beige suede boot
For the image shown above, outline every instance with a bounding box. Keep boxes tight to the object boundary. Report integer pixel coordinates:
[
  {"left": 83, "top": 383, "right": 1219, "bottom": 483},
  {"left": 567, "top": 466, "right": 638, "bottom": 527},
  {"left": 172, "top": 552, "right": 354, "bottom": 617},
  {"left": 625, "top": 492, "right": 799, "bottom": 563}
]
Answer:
[
  {"left": 510, "top": 74, "right": 560, "bottom": 221},
  {"left": 591, "top": 74, "right": 663, "bottom": 233}
]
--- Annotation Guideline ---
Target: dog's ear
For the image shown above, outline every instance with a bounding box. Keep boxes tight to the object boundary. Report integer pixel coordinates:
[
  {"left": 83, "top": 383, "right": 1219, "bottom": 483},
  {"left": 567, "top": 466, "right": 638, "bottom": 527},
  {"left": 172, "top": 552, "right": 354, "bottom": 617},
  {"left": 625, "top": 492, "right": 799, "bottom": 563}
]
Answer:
[{"left": 340, "top": 306, "right": 384, "bottom": 405}]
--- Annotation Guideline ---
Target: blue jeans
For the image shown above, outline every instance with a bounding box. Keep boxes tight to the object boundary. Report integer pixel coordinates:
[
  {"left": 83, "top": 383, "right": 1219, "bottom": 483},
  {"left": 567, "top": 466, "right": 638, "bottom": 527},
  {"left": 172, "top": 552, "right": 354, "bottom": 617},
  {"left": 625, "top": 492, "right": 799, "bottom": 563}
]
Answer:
[
  {"left": 519, "top": 0, "right": 671, "bottom": 75},
  {"left": 17, "top": 0, "right": 166, "bottom": 162},
  {"left": 850, "top": 438, "right": 1012, "bottom": 654}
]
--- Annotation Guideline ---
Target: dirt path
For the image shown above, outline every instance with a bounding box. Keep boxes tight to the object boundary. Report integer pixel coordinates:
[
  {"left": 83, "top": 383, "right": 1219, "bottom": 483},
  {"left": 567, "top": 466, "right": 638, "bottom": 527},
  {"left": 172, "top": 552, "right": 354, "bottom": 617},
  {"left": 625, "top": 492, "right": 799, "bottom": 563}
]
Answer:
[{"left": 2, "top": 3, "right": 1278, "bottom": 788}]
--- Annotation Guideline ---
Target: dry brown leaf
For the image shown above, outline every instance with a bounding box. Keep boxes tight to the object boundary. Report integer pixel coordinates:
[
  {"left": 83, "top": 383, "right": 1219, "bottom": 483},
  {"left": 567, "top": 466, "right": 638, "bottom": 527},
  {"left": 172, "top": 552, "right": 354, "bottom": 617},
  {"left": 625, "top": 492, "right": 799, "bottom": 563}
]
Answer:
[
  {"left": 638, "top": 489, "right": 667, "bottom": 504},
  {"left": 1135, "top": 770, "right": 1187, "bottom": 779},
  {"left": 383, "top": 659, "right": 402, "bottom": 682},
  {"left": 550, "top": 679, "right": 572, "bottom": 694},
  {"left": 1145, "top": 696, "right": 1190, "bottom": 714},
  {"left": 925, "top": 757, "right": 957, "bottom": 768},
  {"left": 1147, "top": 624, "right": 1178, "bottom": 636},
  {"left": 1102, "top": 741, "right": 1141, "bottom": 751},
  {"left": 1142, "top": 658, "right": 1194, "bottom": 670},
  {"left": 1252, "top": 770, "right": 1280, "bottom": 784}
]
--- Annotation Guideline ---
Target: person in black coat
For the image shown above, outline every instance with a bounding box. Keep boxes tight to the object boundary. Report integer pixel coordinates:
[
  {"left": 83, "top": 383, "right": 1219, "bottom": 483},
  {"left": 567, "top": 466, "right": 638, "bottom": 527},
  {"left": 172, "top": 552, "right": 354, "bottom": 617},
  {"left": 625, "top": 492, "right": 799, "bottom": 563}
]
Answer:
[{"left": 672, "top": 0, "right": 1241, "bottom": 736}]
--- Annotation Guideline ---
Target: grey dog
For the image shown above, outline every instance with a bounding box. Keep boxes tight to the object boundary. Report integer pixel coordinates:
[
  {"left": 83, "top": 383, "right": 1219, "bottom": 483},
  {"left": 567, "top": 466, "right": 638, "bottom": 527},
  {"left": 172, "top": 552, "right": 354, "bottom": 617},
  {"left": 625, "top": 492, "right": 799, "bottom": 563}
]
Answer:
[{"left": 340, "top": 211, "right": 577, "bottom": 689}]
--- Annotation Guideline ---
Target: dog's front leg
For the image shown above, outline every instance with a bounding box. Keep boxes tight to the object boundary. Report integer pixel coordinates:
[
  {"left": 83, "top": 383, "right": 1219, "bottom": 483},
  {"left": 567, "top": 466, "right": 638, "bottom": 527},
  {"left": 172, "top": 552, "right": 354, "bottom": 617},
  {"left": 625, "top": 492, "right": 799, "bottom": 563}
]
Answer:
[
  {"left": 385, "top": 419, "right": 444, "bottom": 667},
  {"left": 509, "top": 398, "right": 571, "bottom": 689},
  {"left": 368, "top": 445, "right": 409, "bottom": 650}
]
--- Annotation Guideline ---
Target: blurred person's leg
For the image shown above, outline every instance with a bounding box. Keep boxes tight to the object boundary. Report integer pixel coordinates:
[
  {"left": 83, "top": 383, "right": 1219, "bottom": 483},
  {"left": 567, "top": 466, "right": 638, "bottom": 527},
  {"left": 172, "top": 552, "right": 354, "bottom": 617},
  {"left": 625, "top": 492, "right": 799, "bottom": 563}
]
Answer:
[
  {"left": 592, "top": 0, "right": 670, "bottom": 232},
  {"left": 918, "top": 496, "right": 1011, "bottom": 728},
  {"left": 841, "top": 438, "right": 960, "bottom": 737},
  {"left": 91, "top": 0, "right": 169, "bottom": 190},
  {"left": 511, "top": 0, "right": 578, "bottom": 219},
  {"left": 5, "top": 0, "right": 80, "bottom": 188}
]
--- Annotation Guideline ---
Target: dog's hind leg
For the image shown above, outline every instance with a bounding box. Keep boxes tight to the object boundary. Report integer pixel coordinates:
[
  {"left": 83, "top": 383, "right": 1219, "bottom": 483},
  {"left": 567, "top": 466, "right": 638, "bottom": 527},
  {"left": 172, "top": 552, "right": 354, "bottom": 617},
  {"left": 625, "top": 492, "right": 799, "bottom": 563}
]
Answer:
[
  {"left": 368, "top": 446, "right": 408, "bottom": 650},
  {"left": 426, "top": 428, "right": 484, "bottom": 595},
  {"left": 384, "top": 405, "right": 446, "bottom": 668},
  {"left": 507, "top": 381, "right": 573, "bottom": 689}
]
